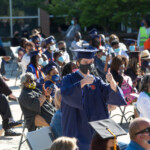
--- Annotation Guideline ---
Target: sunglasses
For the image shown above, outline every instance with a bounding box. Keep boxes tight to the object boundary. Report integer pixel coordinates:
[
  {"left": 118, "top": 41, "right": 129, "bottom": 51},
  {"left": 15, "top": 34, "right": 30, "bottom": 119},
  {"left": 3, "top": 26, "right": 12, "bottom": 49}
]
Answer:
[
  {"left": 30, "top": 79, "right": 36, "bottom": 83},
  {"left": 135, "top": 127, "right": 150, "bottom": 135}
]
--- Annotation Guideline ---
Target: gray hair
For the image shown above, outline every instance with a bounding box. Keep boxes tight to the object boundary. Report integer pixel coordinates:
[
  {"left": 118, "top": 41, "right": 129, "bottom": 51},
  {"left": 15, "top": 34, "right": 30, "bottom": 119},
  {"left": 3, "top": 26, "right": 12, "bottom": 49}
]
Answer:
[
  {"left": 20, "top": 72, "right": 35, "bottom": 88},
  {"left": 139, "top": 73, "right": 150, "bottom": 93}
]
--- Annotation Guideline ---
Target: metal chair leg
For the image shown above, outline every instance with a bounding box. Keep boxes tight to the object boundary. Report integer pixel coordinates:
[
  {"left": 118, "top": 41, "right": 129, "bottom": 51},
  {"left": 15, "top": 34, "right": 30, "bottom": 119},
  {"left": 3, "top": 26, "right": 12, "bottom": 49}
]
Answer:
[
  {"left": 18, "top": 122, "right": 26, "bottom": 150},
  {"left": 11, "top": 59, "right": 17, "bottom": 76}
]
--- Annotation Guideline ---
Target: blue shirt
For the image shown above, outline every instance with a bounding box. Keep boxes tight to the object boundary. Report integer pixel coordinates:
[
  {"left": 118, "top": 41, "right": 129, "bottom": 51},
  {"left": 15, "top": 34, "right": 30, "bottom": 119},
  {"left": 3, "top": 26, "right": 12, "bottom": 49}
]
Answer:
[
  {"left": 50, "top": 109, "right": 62, "bottom": 138},
  {"left": 126, "top": 141, "right": 145, "bottom": 150}
]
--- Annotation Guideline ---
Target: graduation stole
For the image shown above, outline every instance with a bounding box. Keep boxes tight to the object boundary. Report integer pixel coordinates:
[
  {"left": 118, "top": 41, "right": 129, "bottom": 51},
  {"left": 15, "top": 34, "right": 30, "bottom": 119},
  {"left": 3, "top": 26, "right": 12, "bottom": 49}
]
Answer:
[
  {"left": 107, "top": 128, "right": 117, "bottom": 150},
  {"left": 39, "top": 66, "right": 45, "bottom": 79},
  {"left": 29, "top": 64, "right": 40, "bottom": 79}
]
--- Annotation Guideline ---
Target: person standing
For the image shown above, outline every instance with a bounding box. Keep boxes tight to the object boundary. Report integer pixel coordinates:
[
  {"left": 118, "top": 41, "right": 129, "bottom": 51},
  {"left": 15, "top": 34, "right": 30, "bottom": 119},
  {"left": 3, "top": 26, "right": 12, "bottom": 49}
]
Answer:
[
  {"left": 137, "top": 18, "right": 150, "bottom": 50},
  {"left": 61, "top": 49, "right": 126, "bottom": 150},
  {"left": 58, "top": 17, "right": 81, "bottom": 59}
]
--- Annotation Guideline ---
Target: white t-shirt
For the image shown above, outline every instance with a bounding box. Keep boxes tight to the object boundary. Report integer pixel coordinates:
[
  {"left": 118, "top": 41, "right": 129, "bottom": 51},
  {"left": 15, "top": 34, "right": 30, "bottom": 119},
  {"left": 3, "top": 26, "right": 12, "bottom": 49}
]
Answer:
[
  {"left": 21, "top": 53, "right": 30, "bottom": 74},
  {"left": 137, "top": 92, "right": 150, "bottom": 119}
]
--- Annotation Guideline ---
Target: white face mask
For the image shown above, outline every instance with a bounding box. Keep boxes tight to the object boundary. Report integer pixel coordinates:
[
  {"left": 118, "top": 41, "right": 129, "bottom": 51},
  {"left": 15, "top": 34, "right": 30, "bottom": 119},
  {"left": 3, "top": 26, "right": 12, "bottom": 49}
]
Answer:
[
  {"left": 38, "top": 58, "right": 44, "bottom": 65},
  {"left": 50, "top": 45, "right": 56, "bottom": 51},
  {"left": 100, "top": 55, "right": 106, "bottom": 62},
  {"left": 42, "top": 60, "right": 49, "bottom": 66}
]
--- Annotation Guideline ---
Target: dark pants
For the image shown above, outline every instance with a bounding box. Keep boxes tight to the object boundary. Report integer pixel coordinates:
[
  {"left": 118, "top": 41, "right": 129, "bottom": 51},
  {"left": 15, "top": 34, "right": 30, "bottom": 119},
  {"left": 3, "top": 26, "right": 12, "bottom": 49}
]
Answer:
[
  {"left": 0, "top": 60, "right": 6, "bottom": 76},
  {"left": 0, "top": 94, "right": 12, "bottom": 130}
]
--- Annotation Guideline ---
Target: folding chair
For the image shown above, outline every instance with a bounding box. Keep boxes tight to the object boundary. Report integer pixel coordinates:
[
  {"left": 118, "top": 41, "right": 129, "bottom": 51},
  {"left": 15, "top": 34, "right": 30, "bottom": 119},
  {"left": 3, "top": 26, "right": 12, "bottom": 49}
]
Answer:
[
  {"left": 26, "top": 126, "right": 55, "bottom": 150},
  {"left": 10, "top": 46, "right": 20, "bottom": 76},
  {"left": 18, "top": 125, "right": 55, "bottom": 150},
  {"left": 110, "top": 106, "right": 134, "bottom": 125}
]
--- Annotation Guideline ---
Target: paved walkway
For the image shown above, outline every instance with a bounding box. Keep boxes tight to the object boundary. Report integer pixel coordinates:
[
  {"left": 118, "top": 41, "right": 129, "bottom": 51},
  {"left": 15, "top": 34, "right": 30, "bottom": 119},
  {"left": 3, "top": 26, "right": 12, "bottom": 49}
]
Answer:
[{"left": 0, "top": 62, "right": 131, "bottom": 150}]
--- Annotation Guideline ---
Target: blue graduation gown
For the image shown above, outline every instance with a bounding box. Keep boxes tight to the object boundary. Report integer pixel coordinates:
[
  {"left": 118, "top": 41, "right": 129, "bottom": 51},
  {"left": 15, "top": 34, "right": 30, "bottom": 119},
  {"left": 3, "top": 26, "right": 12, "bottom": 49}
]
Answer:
[
  {"left": 61, "top": 71, "right": 126, "bottom": 150},
  {"left": 26, "top": 64, "right": 45, "bottom": 91},
  {"left": 43, "top": 49, "right": 53, "bottom": 62}
]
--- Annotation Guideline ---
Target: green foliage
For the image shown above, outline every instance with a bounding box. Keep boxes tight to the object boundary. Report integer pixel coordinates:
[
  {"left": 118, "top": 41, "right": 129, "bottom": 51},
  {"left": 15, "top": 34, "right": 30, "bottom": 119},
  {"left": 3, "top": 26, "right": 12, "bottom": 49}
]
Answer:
[{"left": 29, "top": 0, "right": 150, "bottom": 31}]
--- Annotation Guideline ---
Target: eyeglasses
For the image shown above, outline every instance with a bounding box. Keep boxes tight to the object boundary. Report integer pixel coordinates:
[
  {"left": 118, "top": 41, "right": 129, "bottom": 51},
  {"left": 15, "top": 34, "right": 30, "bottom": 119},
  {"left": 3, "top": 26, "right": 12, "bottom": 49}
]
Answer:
[
  {"left": 135, "top": 127, "right": 150, "bottom": 135},
  {"left": 30, "top": 79, "right": 36, "bottom": 83}
]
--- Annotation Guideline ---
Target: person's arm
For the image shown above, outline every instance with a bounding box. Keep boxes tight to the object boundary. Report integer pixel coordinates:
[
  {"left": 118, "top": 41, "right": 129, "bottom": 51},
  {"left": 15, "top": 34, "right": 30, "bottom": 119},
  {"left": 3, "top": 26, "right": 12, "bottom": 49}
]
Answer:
[
  {"left": 104, "top": 55, "right": 111, "bottom": 72},
  {"left": 39, "top": 95, "right": 46, "bottom": 106},
  {"left": 61, "top": 74, "right": 83, "bottom": 109},
  {"left": 99, "top": 69, "right": 126, "bottom": 106},
  {"left": 61, "top": 26, "right": 71, "bottom": 36}
]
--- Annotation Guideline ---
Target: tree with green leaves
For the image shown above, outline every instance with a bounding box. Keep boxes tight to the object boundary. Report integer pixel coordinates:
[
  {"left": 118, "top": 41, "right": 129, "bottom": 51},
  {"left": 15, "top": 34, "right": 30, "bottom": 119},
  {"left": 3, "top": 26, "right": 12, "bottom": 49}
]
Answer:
[{"left": 29, "top": 0, "right": 150, "bottom": 32}]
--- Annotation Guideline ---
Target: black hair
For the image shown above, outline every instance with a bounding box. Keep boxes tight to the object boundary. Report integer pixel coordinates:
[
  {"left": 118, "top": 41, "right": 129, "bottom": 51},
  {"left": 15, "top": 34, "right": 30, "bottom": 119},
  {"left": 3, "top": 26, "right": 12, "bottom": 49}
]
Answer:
[
  {"left": 111, "top": 40, "right": 119, "bottom": 47},
  {"left": 53, "top": 51, "right": 62, "bottom": 61},
  {"left": 29, "top": 55, "right": 37, "bottom": 69},
  {"left": 62, "top": 62, "right": 73, "bottom": 77},
  {"left": 20, "top": 38, "right": 27, "bottom": 47},
  {"left": 139, "top": 74, "right": 150, "bottom": 92}
]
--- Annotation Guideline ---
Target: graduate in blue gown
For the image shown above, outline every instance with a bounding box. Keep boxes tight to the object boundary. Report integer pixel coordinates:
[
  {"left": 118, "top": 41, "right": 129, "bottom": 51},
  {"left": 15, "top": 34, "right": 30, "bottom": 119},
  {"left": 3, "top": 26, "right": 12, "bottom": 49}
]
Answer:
[
  {"left": 61, "top": 49, "right": 127, "bottom": 150},
  {"left": 41, "top": 61, "right": 60, "bottom": 98},
  {"left": 26, "top": 51, "right": 45, "bottom": 91},
  {"left": 43, "top": 36, "right": 56, "bottom": 62}
]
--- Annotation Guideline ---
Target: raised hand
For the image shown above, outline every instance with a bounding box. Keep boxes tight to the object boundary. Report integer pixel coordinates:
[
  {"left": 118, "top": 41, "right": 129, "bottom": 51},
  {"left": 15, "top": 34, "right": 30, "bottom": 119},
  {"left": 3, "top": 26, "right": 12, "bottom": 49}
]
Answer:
[
  {"left": 106, "top": 68, "right": 113, "bottom": 83},
  {"left": 81, "top": 70, "right": 94, "bottom": 88}
]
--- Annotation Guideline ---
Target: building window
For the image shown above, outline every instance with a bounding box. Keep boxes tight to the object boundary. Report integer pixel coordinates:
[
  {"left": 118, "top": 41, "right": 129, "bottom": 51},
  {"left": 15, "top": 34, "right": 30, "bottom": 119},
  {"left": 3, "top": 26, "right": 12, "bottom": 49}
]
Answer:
[{"left": 0, "top": 0, "right": 39, "bottom": 37}]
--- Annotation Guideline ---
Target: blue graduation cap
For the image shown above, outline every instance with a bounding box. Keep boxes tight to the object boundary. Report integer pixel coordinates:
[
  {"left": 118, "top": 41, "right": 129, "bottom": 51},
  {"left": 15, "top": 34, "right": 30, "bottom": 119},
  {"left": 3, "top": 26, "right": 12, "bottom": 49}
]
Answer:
[
  {"left": 32, "top": 35, "right": 40, "bottom": 42},
  {"left": 44, "top": 36, "right": 55, "bottom": 45},
  {"left": 41, "top": 61, "right": 58, "bottom": 75},
  {"left": 88, "top": 28, "right": 99, "bottom": 39},
  {"left": 72, "top": 49, "right": 98, "bottom": 59},
  {"left": 29, "top": 50, "right": 40, "bottom": 58},
  {"left": 88, "top": 28, "right": 98, "bottom": 36},
  {"left": 124, "top": 38, "right": 136, "bottom": 46}
]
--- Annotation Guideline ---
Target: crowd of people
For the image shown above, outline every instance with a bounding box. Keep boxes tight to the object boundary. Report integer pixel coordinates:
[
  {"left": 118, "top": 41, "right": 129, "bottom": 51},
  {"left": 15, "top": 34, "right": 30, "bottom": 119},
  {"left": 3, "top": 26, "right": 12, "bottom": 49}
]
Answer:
[{"left": 0, "top": 16, "right": 150, "bottom": 150}]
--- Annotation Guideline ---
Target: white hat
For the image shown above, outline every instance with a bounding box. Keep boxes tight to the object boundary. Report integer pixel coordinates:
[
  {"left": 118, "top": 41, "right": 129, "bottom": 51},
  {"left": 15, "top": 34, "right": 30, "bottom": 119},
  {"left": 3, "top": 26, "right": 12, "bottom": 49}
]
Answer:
[{"left": 141, "top": 50, "right": 150, "bottom": 60}]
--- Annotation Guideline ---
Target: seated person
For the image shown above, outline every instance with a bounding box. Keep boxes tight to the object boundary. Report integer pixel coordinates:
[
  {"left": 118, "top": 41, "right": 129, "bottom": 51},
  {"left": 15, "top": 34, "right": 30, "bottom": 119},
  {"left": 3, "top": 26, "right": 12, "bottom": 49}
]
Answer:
[
  {"left": 94, "top": 47, "right": 110, "bottom": 80},
  {"left": 71, "top": 31, "right": 88, "bottom": 59},
  {"left": 19, "top": 72, "right": 55, "bottom": 131},
  {"left": 50, "top": 137, "right": 78, "bottom": 150},
  {"left": 58, "top": 41, "right": 70, "bottom": 63},
  {"left": 26, "top": 51, "right": 45, "bottom": 91},
  {"left": 111, "top": 56, "right": 137, "bottom": 104},
  {"left": 43, "top": 36, "right": 56, "bottom": 62},
  {"left": 62, "top": 62, "right": 78, "bottom": 77},
  {"left": 21, "top": 41, "right": 35, "bottom": 75},
  {"left": 53, "top": 51, "right": 65, "bottom": 77},
  {"left": 31, "top": 35, "right": 42, "bottom": 52},
  {"left": 137, "top": 74, "right": 150, "bottom": 119},
  {"left": 90, "top": 119, "right": 128, "bottom": 150},
  {"left": 0, "top": 94, "right": 22, "bottom": 136},
  {"left": 127, "top": 118, "right": 150, "bottom": 150},
  {"left": 41, "top": 61, "right": 60, "bottom": 98},
  {"left": 18, "top": 37, "right": 28, "bottom": 61},
  {"left": 41, "top": 54, "right": 49, "bottom": 67},
  {"left": 50, "top": 89, "right": 62, "bottom": 138},
  {"left": 111, "top": 40, "right": 129, "bottom": 59}
]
